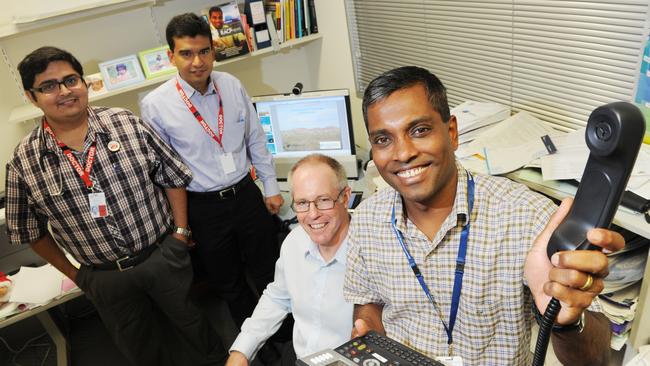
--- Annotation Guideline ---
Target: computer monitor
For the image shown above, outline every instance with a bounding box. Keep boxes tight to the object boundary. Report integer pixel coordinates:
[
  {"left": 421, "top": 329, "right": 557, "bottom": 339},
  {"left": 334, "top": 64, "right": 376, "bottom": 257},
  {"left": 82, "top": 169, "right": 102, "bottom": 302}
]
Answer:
[{"left": 251, "top": 89, "right": 358, "bottom": 179}]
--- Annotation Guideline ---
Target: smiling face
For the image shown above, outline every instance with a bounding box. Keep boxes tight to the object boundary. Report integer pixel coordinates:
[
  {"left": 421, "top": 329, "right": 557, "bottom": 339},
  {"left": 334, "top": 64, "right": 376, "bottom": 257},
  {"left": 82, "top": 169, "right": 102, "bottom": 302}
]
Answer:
[
  {"left": 367, "top": 83, "right": 459, "bottom": 209},
  {"left": 209, "top": 10, "right": 224, "bottom": 29},
  {"left": 291, "top": 162, "right": 351, "bottom": 250},
  {"left": 26, "top": 60, "right": 88, "bottom": 126},
  {"left": 168, "top": 35, "right": 214, "bottom": 93}
]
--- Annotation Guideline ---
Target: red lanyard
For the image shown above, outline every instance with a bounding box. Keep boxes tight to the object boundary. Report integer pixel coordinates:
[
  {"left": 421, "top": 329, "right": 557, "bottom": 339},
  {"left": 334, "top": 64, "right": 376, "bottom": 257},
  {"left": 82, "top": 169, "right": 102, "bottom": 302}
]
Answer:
[
  {"left": 175, "top": 78, "right": 224, "bottom": 149},
  {"left": 42, "top": 119, "right": 96, "bottom": 191}
]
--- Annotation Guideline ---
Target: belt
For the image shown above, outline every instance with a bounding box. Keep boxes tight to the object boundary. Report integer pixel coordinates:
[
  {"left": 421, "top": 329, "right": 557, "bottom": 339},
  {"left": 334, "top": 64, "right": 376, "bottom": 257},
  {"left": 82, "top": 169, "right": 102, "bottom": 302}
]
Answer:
[
  {"left": 92, "top": 242, "right": 159, "bottom": 271},
  {"left": 187, "top": 174, "right": 252, "bottom": 199}
]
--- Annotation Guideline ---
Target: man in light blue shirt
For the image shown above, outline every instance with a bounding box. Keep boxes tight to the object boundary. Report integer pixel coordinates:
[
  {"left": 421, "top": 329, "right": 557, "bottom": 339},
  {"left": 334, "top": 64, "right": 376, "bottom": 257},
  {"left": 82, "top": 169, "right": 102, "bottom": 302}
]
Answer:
[
  {"left": 226, "top": 154, "right": 354, "bottom": 366},
  {"left": 139, "top": 13, "right": 283, "bottom": 328}
]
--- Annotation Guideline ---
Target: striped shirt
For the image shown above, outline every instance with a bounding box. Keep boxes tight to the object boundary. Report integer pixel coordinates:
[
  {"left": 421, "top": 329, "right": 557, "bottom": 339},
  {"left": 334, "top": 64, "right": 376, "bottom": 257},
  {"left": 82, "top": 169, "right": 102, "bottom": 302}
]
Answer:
[
  {"left": 5, "top": 107, "right": 192, "bottom": 265},
  {"left": 344, "top": 162, "right": 557, "bottom": 365}
]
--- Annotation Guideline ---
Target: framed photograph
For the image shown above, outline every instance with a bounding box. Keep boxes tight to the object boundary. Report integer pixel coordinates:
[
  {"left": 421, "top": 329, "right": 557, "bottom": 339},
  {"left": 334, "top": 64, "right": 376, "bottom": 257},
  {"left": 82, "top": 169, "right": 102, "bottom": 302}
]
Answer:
[
  {"left": 84, "top": 72, "right": 107, "bottom": 97},
  {"left": 138, "top": 46, "right": 176, "bottom": 79},
  {"left": 98, "top": 55, "right": 145, "bottom": 91}
]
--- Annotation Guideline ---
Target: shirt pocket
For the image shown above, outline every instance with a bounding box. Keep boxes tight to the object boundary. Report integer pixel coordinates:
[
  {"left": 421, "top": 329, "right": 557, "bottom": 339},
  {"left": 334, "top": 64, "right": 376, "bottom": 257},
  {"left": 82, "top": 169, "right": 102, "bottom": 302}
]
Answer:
[{"left": 455, "top": 300, "right": 501, "bottom": 363}]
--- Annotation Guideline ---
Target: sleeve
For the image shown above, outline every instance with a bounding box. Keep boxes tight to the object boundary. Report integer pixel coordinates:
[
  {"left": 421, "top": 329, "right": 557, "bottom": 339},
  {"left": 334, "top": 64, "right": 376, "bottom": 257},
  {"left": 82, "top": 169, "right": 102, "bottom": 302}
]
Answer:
[
  {"left": 343, "top": 216, "right": 384, "bottom": 305},
  {"left": 139, "top": 95, "right": 172, "bottom": 146},
  {"left": 5, "top": 162, "right": 49, "bottom": 246},
  {"left": 136, "top": 115, "right": 192, "bottom": 188},
  {"left": 229, "top": 247, "right": 291, "bottom": 359},
  {"left": 239, "top": 83, "right": 280, "bottom": 197}
]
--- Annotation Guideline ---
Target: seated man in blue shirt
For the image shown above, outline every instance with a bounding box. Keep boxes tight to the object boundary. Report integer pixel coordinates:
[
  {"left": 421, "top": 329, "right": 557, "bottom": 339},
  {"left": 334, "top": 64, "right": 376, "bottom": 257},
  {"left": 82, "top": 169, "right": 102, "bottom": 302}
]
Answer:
[{"left": 226, "top": 154, "right": 354, "bottom": 366}]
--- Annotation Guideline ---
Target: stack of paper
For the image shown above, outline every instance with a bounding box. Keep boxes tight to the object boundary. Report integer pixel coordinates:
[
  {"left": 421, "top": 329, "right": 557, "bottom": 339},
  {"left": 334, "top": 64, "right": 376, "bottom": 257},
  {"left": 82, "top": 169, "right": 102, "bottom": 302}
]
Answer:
[
  {"left": 603, "top": 236, "right": 648, "bottom": 293},
  {"left": 457, "top": 111, "right": 559, "bottom": 175},
  {"left": 451, "top": 101, "right": 510, "bottom": 144},
  {"left": 599, "top": 281, "right": 642, "bottom": 350}
]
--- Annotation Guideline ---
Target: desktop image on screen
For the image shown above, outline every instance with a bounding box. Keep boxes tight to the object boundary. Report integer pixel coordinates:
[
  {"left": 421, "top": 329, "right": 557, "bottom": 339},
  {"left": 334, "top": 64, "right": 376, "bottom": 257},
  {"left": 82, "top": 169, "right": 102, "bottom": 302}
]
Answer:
[{"left": 251, "top": 89, "right": 357, "bottom": 179}]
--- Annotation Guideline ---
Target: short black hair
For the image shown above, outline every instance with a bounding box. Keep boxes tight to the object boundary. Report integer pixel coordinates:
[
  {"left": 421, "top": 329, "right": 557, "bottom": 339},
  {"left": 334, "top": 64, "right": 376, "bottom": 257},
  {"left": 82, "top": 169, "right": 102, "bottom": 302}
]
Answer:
[
  {"left": 208, "top": 6, "right": 222, "bottom": 17},
  {"left": 166, "top": 13, "right": 213, "bottom": 51},
  {"left": 17, "top": 46, "right": 84, "bottom": 96},
  {"left": 362, "top": 66, "right": 450, "bottom": 129}
]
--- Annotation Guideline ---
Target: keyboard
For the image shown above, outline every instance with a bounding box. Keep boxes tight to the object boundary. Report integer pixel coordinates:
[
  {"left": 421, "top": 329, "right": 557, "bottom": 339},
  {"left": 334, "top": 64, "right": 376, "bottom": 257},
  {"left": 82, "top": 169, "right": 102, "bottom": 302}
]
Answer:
[{"left": 296, "top": 331, "right": 445, "bottom": 366}]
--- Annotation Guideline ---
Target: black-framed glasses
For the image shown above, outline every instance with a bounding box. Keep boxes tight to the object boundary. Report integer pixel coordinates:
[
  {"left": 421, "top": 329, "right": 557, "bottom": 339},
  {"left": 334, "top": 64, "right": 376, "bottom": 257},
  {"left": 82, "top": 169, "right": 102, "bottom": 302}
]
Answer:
[
  {"left": 30, "top": 75, "right": 84, "bottom": 94},
  {"left": 292, "top": 188, "right": 346, "bottom": 213}
]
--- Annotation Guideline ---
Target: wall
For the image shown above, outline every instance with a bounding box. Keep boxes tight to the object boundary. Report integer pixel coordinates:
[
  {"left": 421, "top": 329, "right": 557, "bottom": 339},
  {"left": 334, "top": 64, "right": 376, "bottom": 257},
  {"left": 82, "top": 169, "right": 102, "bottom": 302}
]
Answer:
[{"left": 0, "top": 0, "right": 365, "bottom": 188}]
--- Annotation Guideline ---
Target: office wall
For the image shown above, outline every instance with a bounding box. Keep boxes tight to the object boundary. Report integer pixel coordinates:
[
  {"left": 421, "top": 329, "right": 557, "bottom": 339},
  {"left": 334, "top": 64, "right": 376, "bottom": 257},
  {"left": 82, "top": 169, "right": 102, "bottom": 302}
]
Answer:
[{"left": 0, "top": 0, "right": 365, "bottom": 187}]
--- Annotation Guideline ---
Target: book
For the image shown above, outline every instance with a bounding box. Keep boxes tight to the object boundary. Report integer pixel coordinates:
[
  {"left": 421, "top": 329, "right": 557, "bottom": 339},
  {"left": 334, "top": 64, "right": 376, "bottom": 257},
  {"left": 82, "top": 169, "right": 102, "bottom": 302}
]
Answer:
[
  {"left": 245, "top": 0, "right": 272, "bottom": 49},
  {"left": 307, "top": 0, "right": 317, "bottom": 33},
  {"left": 205, "top": 2, "right": 250, "bottom": 61}
]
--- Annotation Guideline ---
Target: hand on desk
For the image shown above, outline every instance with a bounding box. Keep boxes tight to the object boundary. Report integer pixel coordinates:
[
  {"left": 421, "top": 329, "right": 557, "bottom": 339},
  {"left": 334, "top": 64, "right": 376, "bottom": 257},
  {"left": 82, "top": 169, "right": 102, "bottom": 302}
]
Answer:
[
  {"left": 225, "top": 351, "right": 249, "bottom": 366},
  {"left": 265, "top": 194, "right": 284, "bottom": 215},
  {"left": 524, "top": 198, "right": 625, "bottom": 325}
]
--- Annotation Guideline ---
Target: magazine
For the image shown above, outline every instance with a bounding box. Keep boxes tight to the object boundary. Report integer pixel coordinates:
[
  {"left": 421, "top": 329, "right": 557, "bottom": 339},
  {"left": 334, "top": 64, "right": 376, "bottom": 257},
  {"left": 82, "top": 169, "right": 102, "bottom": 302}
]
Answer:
[{"left": 204, "top": 2, "right": 250, "bottom": 61}]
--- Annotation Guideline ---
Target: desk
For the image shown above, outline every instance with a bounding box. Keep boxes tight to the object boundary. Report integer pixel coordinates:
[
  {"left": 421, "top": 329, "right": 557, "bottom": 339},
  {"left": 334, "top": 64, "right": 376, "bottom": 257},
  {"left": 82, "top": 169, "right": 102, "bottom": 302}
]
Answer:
[
  {"left": 0, "top": 290, "right": 83, "bottom": 366},
  {"left": 507, "top": 168, "right": 650, "bottom": 353}
]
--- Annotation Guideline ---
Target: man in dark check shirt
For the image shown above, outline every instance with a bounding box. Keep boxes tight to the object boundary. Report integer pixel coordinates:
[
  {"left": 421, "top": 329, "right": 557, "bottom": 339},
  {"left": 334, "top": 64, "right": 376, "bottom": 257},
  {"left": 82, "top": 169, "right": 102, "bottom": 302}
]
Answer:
[{"left": 5, "top": 46, "right": 227, "bottom": 366}]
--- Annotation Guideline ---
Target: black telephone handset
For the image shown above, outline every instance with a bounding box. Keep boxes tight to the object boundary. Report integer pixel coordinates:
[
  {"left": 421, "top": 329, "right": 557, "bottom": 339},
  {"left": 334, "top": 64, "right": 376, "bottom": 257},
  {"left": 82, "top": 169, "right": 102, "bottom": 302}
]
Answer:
[
  {"left": 533, "top": 102, "right": 645, "bottom": 366},
  {"left": 546, "top": 102, "right": 646, "bottom": 256}
]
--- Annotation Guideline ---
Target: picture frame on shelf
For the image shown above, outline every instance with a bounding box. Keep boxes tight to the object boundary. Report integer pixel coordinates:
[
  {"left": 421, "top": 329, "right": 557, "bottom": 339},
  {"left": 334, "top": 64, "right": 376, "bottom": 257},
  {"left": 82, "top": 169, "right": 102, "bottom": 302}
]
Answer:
[
  {"left": 84, "top": 72, "right": 107, "bottom": 97},
  {"left": 138, "top": 46, "right": 176, "bottom": 79},
  {"left": 98, "top": 55, "right": 145, "bottom": 91}
]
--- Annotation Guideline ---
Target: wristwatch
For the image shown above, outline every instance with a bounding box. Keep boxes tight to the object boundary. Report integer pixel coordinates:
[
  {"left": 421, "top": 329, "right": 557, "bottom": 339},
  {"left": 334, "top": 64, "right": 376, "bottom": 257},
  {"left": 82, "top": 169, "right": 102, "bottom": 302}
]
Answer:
[{"left": 173, "top": 226, "right": 192, "bottom": 238}]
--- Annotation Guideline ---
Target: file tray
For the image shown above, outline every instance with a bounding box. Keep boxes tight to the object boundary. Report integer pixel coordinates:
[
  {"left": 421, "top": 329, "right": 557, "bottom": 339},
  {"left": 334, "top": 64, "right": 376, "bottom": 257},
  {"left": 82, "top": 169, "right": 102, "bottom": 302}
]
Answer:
[{"left": 296, "top": 331, "right": 445, "bottom": 366}]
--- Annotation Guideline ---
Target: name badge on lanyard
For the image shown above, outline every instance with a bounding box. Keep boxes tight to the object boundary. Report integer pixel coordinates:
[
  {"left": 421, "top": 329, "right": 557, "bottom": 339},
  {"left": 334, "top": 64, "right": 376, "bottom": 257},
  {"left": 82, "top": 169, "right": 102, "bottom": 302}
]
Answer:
[
  {"left": 43, "top": 119, "right": 109, "bottom": 218},
  {"left": 175, "top": 78, "right": 237, "bottom": 175},
  {"left": 88, "top": 192, "right": 108, "bottom": 218},
  {"left": 391, "top": 172, "right": 474, "bottom": 361}
]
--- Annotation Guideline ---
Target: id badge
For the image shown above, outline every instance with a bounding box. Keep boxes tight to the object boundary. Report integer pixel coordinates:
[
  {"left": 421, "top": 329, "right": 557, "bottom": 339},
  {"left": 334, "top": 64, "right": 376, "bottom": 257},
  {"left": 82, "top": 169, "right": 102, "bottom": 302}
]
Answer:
[
  {"left": 435, "top": 356, "right": 463, "bottom": 366},
  {"left": 88, "top": 192, "right": 108, "bottom": 218},
  {"left": 220, "top": 152, "right": 237, "bottom": 175}
]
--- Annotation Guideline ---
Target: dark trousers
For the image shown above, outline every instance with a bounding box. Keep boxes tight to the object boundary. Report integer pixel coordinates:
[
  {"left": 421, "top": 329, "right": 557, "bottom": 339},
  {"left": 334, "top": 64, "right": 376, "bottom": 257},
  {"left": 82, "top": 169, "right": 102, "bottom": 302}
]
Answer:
[
  {"left": 188, "top": 180, "right": 279, "bottom": 328},
  {"left": 76, "top": 235, "right": 228, "bottom": 366}
]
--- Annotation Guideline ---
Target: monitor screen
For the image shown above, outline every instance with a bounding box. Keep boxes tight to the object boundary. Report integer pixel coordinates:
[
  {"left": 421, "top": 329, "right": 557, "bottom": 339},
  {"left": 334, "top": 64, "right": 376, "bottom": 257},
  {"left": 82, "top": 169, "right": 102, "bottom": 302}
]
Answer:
[{"left": 251, "top": 89, "right": 358, "bottom": 179}]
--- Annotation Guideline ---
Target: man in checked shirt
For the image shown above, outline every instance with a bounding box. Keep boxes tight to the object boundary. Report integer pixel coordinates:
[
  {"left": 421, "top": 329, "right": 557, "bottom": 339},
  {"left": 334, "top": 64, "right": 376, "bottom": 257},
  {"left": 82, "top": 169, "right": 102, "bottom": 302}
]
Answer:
[
  {"left": 344, "top": 66, "right": 624, "bottom": 366},
  {"left": 5, "top": 46, "right": 227, "bottom": 366}
]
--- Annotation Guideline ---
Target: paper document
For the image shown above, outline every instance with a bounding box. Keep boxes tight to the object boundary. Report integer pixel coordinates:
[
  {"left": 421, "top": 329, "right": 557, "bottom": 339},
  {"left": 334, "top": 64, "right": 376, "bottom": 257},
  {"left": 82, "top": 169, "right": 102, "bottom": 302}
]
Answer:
[
  {"left": 451, "top": 101, "right": 510, "bottom": 134},
  {"left": 465, "top": 112, "right": 558, "bottom": 174},
  {"left": 461, "top": 111, "right": 558, "bottom": 158},
  {"left": 9, "top": 265, "right": 64, "bottom": 304}
]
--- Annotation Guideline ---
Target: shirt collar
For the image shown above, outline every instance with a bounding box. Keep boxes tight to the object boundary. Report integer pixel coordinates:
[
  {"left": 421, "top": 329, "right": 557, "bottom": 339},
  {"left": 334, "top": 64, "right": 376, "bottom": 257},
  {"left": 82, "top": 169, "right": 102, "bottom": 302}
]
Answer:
[
  {"left": 304, "top": 233, "right": 349, "bottom": 266},
  {"left": 390, "top": 161, "right": 472, "bottom": 234},
  {"left": 39, "top": 107, "right": 109, "bottom": 150},
  {"left": 176, "top": 73, "right": 217, "bottom": 98}
]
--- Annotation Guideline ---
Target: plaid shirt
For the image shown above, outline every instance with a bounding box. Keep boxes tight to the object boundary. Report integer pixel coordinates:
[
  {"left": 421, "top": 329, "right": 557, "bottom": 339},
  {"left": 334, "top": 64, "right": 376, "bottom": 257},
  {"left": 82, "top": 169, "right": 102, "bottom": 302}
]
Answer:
[
  {"left": 5, "top": 107, "right": 192, "bottom": 265},
  {"left": 344, "top": 162, "right": 558, "bottom": 366}
]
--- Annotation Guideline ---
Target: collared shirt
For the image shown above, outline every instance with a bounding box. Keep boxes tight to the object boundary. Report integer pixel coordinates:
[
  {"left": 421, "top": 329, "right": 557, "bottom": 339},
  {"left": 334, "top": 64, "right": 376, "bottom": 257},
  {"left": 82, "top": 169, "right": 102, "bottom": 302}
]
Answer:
[
  {"left": 139, "top": 71, "right": 280, "bottom": 196},
  {"left": 5, "top": 107, "right": 192, "bottom": 265},
  {"left": 230, "top": 225, "right": 353, "bottom": 359},
  {"left": 344, "top": 162, "right": 558, "bottom": 366}
]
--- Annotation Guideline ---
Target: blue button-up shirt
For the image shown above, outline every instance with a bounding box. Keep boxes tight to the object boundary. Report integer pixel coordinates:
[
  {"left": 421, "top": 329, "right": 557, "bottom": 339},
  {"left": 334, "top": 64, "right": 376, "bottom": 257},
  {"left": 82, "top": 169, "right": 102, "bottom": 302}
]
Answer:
[
  {"left": 140, "top": 71, "right": 280, "bottom": 195},
  {"left": 230, "top": 225, "right": 353, "bottom": 359}
]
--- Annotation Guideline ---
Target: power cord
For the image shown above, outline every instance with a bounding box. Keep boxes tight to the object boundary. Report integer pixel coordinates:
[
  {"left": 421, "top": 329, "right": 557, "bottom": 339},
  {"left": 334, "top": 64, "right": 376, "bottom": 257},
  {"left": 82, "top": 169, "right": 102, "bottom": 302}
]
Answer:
[{"left": 0, "top": 332, "right": 52, "bottom": 366}]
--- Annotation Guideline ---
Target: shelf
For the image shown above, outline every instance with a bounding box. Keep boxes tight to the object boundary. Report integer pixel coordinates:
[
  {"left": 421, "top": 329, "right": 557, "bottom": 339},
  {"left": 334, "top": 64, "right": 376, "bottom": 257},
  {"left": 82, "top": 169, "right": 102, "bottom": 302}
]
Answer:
[
  {"left": 507, "top": 168, "right": 650, "bottom": 238},
  {"left": 0, "top": 0, "right": 155, "bottom": 39},
  {"left": 7, "top": 33, "right": 322, "bottom": 124}
]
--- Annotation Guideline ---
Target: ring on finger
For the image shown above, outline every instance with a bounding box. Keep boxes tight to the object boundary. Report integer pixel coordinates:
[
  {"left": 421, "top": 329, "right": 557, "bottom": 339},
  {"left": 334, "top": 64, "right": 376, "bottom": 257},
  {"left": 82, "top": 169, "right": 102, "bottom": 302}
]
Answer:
[{"left": 578, "top": 273, "right": 594, "bottom": 291}]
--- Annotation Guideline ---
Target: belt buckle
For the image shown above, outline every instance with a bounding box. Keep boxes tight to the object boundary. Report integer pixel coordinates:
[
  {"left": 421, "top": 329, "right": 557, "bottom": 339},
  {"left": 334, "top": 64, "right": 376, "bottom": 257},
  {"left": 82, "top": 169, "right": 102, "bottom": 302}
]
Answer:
[
  {"left": 219, "top": 187, "right": 236, "bottom": 199},
  {"left": 116, "top": 256, "right": 134, "bottom": 272}
]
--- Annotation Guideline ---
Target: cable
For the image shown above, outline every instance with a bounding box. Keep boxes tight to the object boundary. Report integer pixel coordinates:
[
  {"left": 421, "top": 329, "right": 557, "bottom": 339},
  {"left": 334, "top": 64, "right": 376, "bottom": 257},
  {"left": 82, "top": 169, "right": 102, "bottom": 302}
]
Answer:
[
  {"left": 0, "top": 332, "right": 52, "bottom": 366},
  {"left": 532, "top": 297, "right": 561, "bottom": 366}
]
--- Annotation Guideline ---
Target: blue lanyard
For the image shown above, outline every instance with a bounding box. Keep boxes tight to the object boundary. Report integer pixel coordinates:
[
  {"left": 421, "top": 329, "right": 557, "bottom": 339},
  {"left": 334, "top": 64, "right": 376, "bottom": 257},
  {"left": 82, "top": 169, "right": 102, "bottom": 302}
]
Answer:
[{"left": 390, "top": 172, "right": 475, "bottom": 350}]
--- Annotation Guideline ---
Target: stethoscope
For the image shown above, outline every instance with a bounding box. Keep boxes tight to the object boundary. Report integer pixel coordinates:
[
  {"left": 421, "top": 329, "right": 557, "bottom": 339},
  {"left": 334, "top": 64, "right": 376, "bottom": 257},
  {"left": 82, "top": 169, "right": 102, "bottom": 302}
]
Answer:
[{"left": 38, "top": 128, "right": 64, "bottom": 196}]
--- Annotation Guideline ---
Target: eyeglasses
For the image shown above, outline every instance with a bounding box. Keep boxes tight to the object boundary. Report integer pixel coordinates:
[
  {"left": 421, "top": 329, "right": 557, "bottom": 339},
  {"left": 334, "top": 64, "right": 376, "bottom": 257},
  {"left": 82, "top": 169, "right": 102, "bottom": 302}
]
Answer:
[
  {"left": 30, "top": 75, "right": 84, "bottom": 94},
  {"left": 292, "top": 188, "right": 346, "bottom": 213}
]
